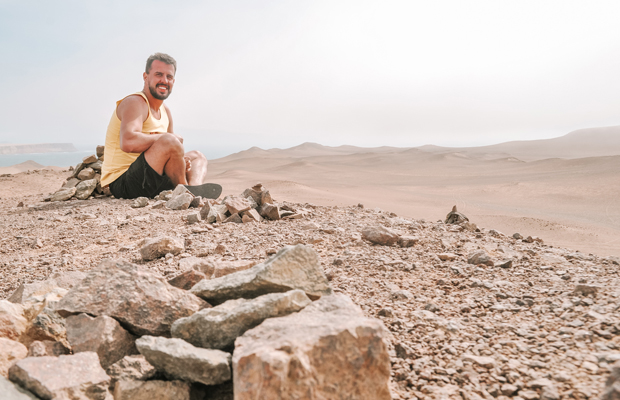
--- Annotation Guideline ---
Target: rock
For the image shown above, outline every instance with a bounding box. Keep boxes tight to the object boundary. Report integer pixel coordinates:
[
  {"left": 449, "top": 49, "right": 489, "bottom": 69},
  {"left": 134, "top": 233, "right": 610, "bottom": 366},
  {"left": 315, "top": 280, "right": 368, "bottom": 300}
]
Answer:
[
  {"left": 74, "top": 178, "right": 98, "bottom": 200},
  {"left": 398, "top": 235, "right": 418, "bottom": 247},
  {"left": 497, "top": 259, "right": 513, "bottom": 268},
  {"left": 524, "top": 235, "right": 543, "bottom": 244},
  {"left": 9, "top": 271, "right": 86, "bottom": 304},
  {"left": 513, "top": 233, "right": 523, "bottom": 240},
  {"left": 20, "top": 287, "right": 67, "bottom": 321},
  {"left": 56, "top": 259, "right": 205, "bottom": 336},
  {"left": 378, "top": 307, "right": 394, "bottom": 317},
  {"left": 82, "top": 154, "right": 98, "bottom": 164},
  {"left": 260, "top": 190, "right": 273, "bottom": 205},
  {"left": 259, "top": 203, "right": 280, "bottom": 220},
  {"left": 438, "top": 253, "right": 457, "bottom": 261},
  {"left": 445, "top": 205, "right": 469, "bottom": 224},
  {"left": 8, "top": 352, "right": 110, "bottom": 400},
  {"left": 140, "top": 236, "right": 185, "bottom": 261},
  {"left": 224, "top": 196, "right": 252, "bottom": 215},
  {"left": 233, "top": 294, "right": 391, "bottom": 400},
  {"left": 392, "top": 290, "right": 414, "bottom": 301},
  {"left": 186, "top": 212, "right": 201, "bottom": 225},
  {"left": 151, "top": 199, "right": 166, "bottom": 209},
  {"left": 167, "top": 270, "right": 207, "bottom": 290},
  {"left": 185, "top": 259, "right": 258, "bottom": 279},
  {"left": 0, "top": 301, "right": 28, "bottom": 341},
  {"left": 21, "top": 307, "right": 70, "bottom": 351},
  {"left": 77, "top": 167, "right": 96, "bottom": 180},
  {"left": 172, "top": 290, "right": 311, "bottom": 350},
  {"left": 241, "top": 209, "right": 262, "bottom": 223},
  {"left": 206, "top": 204, "right": 228, "bottom": 223},
  {"left": 199, "top": 199, "right": 218, "bottom": 219},
  {"left": 0, "top": 376, "right": 38, "bottom": 399},
  {"left": 71, "top": 162, "right": 84, "bottom": 178},
  {"left": 113, "top": 380, "right": 191, "bottom": 400},
  {"left": 155, "top": 190, "right": 173, "bottom": 201},
  {"left": 131, "top": 197, "right": 149, "bottom": 208},
  {"left": 189, "top": 196, "right": 203, "bottom": 208},
  {"left": 0, "top": 338, "right": 27, "bottom": 377},
  {"left": 191, "top": 244, "right": 331, "bottom": 304},
  {"left": 96, "top": 145, "right": 105, "bottom": 158},
  {"left": 602, "top": 360, "right": 620, "bottom": 400},
  {"left": 223, "top": 213, "right": 243, "bottom": 224},
  {"left": 574, "top": 284, "right": 599, "bottom": 296},
  {"left": 87, "top": 160, "right": 103, "bottom": 171},
  {"left": 66, "top": 313, "right": 136, "bottom": 369},
  {"left": 62, "top": 177, "right": 80, "bottom": 188},
  {"left": 27, "top": 340, "right": 68, "bottom": 357},
  {"left": 135, "top": 336, "right": 231, "bottom": 386},
  {"left": 467, "top": 250, "right": 494, "bottom": 266},
  {"left": 462, "top": 354, "right": 496, "bottom": 369},
  {"left": 105, "top": 355, "right": 157, "bottom": 391},
  {"left": 241, "top": 188, "right": 262, "bottom": 205},
  {"left": 361, "top": 225, "right": 400, "bottom": 246},
  {"left": 500, "top": 383, "right": 518, "bottom": 396},
  {"left": 50, "top": 187, "right": 76, "bottom": 202},
  {"left": 166, "top": 193, "right": 193, "bottom": 210}
]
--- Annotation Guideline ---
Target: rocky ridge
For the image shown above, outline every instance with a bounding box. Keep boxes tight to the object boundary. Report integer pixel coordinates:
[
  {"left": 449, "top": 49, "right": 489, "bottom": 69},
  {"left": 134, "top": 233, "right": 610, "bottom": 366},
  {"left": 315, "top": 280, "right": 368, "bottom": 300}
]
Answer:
[{"left": 0, "top": 174, "right": 619, "bottom": 398}]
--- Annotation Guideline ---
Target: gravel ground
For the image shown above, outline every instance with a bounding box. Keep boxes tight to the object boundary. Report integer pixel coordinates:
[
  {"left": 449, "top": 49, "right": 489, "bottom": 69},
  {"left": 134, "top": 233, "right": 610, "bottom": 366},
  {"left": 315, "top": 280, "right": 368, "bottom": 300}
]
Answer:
[{"left": 1, "top": 190, "right": 619, "bottom": 400}]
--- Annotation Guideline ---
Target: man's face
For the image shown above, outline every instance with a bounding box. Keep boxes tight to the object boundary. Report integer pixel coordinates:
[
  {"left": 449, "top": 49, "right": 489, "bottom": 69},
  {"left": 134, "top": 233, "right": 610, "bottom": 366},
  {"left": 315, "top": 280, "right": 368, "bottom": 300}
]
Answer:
[{"left": 144, "top": 60, "right": 175, "bottom": 100}]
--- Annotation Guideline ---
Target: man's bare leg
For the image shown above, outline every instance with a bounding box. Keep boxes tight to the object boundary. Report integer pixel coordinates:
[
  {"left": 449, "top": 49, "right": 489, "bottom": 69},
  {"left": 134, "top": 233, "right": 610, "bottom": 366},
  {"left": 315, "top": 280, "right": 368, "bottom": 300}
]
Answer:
[
  {"left": 143, "top": 133, "right": 188, "bottom": 185},
  {"left": 184, "top": 150, "right": 208, "bottom": 185}
]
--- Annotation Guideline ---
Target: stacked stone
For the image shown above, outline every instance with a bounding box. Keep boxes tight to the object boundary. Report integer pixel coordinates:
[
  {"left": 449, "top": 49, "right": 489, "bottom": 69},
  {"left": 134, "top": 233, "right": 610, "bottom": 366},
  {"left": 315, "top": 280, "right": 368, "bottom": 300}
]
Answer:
[
  {"left": 47, "top": 145, "right": 109, "bottom": 202},
  {"left": 0, "top": 244, "right": 391, "bottom": 399}
]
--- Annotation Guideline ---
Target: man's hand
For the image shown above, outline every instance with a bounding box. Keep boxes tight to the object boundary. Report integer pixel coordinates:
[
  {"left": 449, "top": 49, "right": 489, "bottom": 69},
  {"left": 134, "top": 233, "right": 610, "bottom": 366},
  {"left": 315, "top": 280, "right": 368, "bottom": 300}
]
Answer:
[{"left": 184, "top": 156, "right": 192, "bottom": 173}]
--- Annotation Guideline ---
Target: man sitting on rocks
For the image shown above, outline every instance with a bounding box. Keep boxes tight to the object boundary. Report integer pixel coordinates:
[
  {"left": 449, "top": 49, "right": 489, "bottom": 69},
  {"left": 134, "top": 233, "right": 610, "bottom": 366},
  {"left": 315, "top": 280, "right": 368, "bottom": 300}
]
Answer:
[{"left": 101, "top": 52, "right": 219, "bottom": 199}]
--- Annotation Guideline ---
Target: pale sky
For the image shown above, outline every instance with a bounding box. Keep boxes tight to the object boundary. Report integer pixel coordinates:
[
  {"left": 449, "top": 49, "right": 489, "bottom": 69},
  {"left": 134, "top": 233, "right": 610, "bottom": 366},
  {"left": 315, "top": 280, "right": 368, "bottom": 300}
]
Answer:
[{"left": 2, "top": 0, "right": 620, "bottom": 156}]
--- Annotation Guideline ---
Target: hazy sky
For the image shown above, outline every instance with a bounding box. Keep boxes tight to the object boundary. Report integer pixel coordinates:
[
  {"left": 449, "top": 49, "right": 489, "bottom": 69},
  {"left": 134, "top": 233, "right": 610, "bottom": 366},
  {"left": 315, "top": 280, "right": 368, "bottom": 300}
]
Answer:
[{"left": 2, "top": 0, "right": 620, "bottom": 155}]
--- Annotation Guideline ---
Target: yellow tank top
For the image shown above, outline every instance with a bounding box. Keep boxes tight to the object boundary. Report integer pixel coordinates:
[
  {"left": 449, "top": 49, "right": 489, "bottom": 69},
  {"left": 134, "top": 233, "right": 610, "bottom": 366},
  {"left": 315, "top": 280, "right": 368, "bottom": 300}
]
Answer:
[{"left": 100, "top": 92, "right": 169, "bottom": 186}]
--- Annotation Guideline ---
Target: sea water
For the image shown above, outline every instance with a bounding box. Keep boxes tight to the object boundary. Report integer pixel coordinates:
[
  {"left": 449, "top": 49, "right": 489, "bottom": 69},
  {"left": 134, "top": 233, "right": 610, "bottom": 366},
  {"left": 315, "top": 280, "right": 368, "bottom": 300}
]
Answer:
[{"left": 0, "top": 151, "right": 93, "bottom": 168}]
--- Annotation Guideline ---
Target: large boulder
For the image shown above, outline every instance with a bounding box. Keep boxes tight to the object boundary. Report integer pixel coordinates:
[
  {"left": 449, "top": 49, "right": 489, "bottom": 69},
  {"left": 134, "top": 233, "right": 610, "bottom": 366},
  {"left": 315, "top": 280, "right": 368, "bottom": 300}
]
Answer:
[
  {"left": 172, "top": 290, "right": 311, "bottom": 350},
  {"left": 8, "top": 352, "right": 110, "bottom": 400},
  {"left": 66, "top": 313, "right": 137, "bottom": 369},
  {"left": 233, "top": 294, "right": 391, "bottom": 400},
  {"left": 105, "top": 355, "right": 157, "bottom": 391},
  {"left": 135, "top": 336, "right": 231, "bottom": 386},
  {"left": 8, "top": 271, "right": 86, "bottom": 304},
  {"left": 21, "top": 307, "right": 70, "bottom": 351},
  {"left": 191, "top": 244, "right": 331, "bottom": 304},
  {"left": 56, "top": 259, "right": 206, "bottom": 336},
  {"left": 74, "top": 178, "right": 98, "bottom": 200}
]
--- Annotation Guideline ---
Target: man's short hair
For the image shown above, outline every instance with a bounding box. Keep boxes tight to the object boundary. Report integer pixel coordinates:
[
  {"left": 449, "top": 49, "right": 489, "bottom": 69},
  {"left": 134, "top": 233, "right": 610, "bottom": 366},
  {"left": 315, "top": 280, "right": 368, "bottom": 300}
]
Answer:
[{"left": 145, "top": 53, "right": 177, "bottom": 74}]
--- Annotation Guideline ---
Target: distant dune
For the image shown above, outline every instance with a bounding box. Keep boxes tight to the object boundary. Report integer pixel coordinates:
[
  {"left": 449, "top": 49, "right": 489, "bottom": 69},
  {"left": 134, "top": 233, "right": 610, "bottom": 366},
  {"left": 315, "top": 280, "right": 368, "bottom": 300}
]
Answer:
[
  {"left": 0, "top": 143, "right": 77, "bottom": 155},
  {"left": 0, "top": 160, "right": 46, "bottom": 175}
]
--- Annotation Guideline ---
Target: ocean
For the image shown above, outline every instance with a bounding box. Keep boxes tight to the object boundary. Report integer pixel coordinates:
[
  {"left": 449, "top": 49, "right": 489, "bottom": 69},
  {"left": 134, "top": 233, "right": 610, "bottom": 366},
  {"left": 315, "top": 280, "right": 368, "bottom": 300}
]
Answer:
[{"left": 0, "top": 151, "right": 94, "bottom": 168}]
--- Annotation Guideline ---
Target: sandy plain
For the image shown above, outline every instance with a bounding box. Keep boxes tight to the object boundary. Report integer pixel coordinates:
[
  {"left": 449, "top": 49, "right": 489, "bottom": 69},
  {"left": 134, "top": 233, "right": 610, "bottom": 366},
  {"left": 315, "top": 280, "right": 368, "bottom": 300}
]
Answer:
[{"left": 1, "top": 125, "right": 619, "bottom": 257}]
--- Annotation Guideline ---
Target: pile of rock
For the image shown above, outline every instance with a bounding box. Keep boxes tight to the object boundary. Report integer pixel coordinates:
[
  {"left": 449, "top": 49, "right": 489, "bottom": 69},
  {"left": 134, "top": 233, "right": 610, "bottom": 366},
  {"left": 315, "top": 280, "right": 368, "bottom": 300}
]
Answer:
[
  {"left": 0, "top": 244, "right": 391, "bottom": 399},
  {"left": 47, "top": 145, "right": 109, "bottom": 202}
]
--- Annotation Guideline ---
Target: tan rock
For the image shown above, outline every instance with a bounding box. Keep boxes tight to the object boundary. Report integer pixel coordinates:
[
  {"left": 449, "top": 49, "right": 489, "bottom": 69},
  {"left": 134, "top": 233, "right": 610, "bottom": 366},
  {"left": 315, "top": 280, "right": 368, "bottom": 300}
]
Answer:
[
  {"left": 56, "top": 259, "right": 206, "bottom": 336},
  {"left": 21, "top": 307, "right": 71, "bottom": 351},
  {"left": 233, "top": 294, "right": 391, "bottom": 400},
  {"left": 21, "top": 287, "right": 68, "bottom": 321},
  {"left": 74, "top": 178, "right": 98, "bottom": 199},
  {"left": 0, "top": 338, "right": 27, "bottom": 377},
  {"left": 140, "top": 236, "right": 185, "bottom": 261},
  {"left": 260, "top": 190, "right": 273, "bottom": 205},
  {"left": 96, "top": 145, "right": 105, "bottom": 158},
  {"left": 241, "top": 209, "right": 263, "bottom": 223},
  {"left": 172, "top": 290, "right": 312, "bottom": 350},
  {"left": 166, "top": 193, "right": 193, "bottom": 210},
  {"left": 398, "top": 235, "right": 418, "bottom": 247},
  {"left": 224, "top": 196, "right": 251, "bottom": 215},
  {"left": 241, "top": 187, "right": 262, "bottom": 206},
  {"left": 77, "top": 167, "right": 96, "bottom": 181},
  {"left": 9, "top": 271, "right": 86, "bottom": 304},
  {"left": 82, "top": 154, "right": 98, "bottom": 164},
  {"left": 27, "top": 340, "right": 69, "bottom": 357},
  {"left": 223, "top": 213, "right": 242, "bottom": 224},
  {"left": 50, "top": 187, "right": 76, "bottom": 202},
  {"left": 113, "top": 380, "right": 190, "bottom": 400},
  {"left": 62, "top": 177, "right": 80, "bottom": 188},
  {"left": 167, "top": 270, "right": 207, "bottom": 290},
  {"left": 9, "top": 352, "right": 110, "bottom": 400},
  {"left": 258, "top": 203, "right": 280, "bottom": 220},
  {"left": 0, "top": 376, "right": 38, "bottom": 399},
  {"left": 0, "top": 300, "right": 28, "bottom": 341},
  {"left": 66, "top": 313, "right": 137, "bottom": 369},
  {"left": 105, "top": 355, "right": 157, "bottom": 390},
  {"left": 191, "top": 244, "right": 332, "bottom": 304},
  {"left": 361, "top": 225, "right": 399, "bottom": 246}
]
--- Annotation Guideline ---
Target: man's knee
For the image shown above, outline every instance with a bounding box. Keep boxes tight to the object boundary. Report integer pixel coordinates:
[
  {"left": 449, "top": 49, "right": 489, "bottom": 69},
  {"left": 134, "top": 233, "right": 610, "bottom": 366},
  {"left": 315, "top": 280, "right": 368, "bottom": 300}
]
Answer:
[
  {"left": 152, "top": 133, "right": 184, "bottom": 155},
  {"left": 186, "top": 150, "right": 207, "bottom": 164}
]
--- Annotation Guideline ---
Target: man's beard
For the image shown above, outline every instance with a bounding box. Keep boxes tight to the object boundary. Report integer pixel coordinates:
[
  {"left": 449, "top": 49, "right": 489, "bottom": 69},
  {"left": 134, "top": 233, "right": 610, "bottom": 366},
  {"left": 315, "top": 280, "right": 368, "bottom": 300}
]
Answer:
[{"left": 149, "top": 84, "right": 172, "bottom": 100}]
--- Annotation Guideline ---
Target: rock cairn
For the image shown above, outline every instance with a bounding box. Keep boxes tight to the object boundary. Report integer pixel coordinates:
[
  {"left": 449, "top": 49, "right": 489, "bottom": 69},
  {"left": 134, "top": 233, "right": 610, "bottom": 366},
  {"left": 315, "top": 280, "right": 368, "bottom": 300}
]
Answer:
[
  {"left": 0, "top": 244, "right": 391, "bottom": 399},
  {"left": 47, "top": 145, "right": 109, "bottom": 202}
]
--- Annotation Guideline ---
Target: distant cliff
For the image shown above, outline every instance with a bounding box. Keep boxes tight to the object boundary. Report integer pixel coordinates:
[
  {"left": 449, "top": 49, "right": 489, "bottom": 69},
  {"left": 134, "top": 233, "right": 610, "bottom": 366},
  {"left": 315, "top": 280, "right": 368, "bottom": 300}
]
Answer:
[{"left": 0, "top": 143, "right": 77, "bottom": 155}]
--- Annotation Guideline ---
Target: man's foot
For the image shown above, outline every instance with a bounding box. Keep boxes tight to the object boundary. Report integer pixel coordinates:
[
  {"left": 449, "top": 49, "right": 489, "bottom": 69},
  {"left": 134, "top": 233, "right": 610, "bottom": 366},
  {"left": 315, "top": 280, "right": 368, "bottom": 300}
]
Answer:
[{"left": 185, "top": 183, "right": 222, "bottom": 199}]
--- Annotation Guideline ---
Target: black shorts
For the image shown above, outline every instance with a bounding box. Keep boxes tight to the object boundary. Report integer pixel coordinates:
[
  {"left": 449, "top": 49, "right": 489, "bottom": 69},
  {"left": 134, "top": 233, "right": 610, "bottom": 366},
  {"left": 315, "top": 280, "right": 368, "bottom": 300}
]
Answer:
[{"left": 109, "top": 153, "right": 175, "bottom": 199}]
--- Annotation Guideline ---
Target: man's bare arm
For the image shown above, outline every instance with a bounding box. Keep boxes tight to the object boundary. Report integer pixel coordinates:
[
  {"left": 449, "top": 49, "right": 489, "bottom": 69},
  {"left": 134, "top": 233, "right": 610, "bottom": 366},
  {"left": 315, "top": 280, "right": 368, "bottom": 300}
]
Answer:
[{"left": 118, "top": 96, "right": 162, "bottom": 153}]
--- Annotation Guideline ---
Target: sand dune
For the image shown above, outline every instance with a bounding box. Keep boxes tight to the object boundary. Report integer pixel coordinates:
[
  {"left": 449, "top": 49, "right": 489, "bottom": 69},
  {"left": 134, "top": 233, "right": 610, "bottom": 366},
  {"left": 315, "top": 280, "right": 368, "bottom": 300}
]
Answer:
[
  {"left": 0, "top": 160, "right": 46, "bottom": 175},
  {"left": 210, "top": 135, "right": 620, "bottom": 257}
]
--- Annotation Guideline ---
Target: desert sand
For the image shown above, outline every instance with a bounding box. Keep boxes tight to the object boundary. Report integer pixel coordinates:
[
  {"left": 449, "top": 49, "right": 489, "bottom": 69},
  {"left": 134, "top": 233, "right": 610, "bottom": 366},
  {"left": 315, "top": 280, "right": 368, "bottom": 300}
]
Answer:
[{"left": 1, "top": 126, "right": 619, "bottom": 257}]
